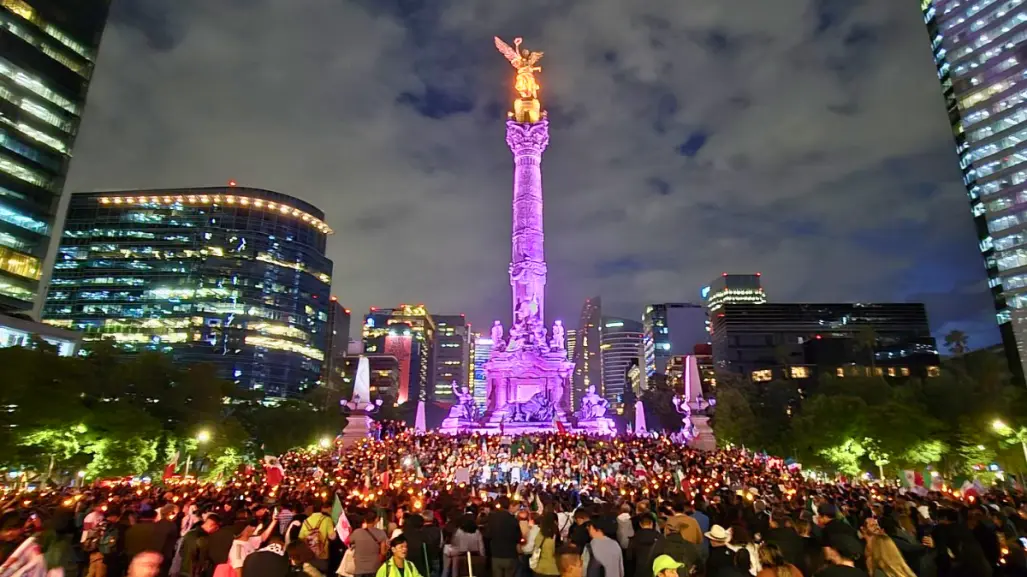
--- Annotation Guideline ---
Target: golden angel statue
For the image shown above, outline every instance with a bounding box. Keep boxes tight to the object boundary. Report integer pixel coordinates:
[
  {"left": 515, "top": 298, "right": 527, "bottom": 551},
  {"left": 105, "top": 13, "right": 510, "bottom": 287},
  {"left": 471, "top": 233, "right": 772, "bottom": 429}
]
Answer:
[{"left": 494, "top": 36, "right": 544, "bottom": 101}]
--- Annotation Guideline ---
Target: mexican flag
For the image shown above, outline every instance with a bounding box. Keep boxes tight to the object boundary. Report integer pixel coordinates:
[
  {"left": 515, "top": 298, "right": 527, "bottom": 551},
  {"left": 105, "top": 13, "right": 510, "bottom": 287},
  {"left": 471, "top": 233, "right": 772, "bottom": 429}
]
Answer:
[{"left": 902, "top": 470, "right": 924, "bottom": 488}]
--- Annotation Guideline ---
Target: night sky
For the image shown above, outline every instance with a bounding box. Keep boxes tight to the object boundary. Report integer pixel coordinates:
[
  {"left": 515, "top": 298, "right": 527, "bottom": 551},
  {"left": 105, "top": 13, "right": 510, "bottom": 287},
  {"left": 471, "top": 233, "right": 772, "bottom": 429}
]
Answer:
[{"left": 65, "top": 0, "right": 1000, "bottom": 348}]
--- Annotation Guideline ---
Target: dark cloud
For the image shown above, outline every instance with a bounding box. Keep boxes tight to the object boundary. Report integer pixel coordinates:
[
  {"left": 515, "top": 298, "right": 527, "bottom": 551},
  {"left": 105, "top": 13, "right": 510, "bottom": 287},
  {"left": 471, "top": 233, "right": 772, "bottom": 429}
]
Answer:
[{"left": 63, "top": 0, "right": 998, "bottom": 346}]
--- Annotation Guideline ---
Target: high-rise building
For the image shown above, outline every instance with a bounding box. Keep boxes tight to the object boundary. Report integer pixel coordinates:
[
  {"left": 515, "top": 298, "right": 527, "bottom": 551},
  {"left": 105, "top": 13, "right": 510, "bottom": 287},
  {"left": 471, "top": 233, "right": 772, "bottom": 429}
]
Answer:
[
  {"left": 362, "top": 304, "right": 434, "bottom": 404},
  {"left": 0, "top": 0, "right": 111, "bottom": 314},
  {"left": 41, "top": 187, "right": 334, "bottom": 398},
  {"left": 432, "top": 314, "right": 471, "bottom": 402},
  {"left": 322, "top": 298, "right": 350, "bottom": 391},
  {"left": 920, "top": 1, "right": 1027, "bottom": 380},
  {"left": 565, "top": 328, "right": 576, "bottom": 362},
  {"left": 471, "top": 334, "right": 492, "bottom": 408},
  {"left": 702, "top": 274, "right": 767, "bottom": 313},
  {"left": 642, "top": 303, "right": 708, "bottom": 376},
  {"left": 711, "top": 302, "right": 940, "bottom": 382},
  {"left": 572, "top": 296, "right": 601, "bottom": 410},
  {"left": 600, "top": 316, "right": 644, "bottom": 414}
]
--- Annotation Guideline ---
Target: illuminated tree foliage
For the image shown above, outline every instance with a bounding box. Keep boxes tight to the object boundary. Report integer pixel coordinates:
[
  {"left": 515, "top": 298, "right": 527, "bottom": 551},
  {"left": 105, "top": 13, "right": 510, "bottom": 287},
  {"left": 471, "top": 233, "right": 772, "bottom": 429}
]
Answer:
[
  {"left": 712, "top": 344, "right": 1026, "bottom": 478},
  {"left": 1, "top": 343, "right": 344, "bottom": 481}
]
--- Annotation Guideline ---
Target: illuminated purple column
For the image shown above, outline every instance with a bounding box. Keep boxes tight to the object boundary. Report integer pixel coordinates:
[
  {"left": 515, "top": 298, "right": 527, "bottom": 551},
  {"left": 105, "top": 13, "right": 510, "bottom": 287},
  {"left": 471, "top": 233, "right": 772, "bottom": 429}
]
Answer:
[{"left": 506, "top": 118, "right": 550, "bottom": 323}]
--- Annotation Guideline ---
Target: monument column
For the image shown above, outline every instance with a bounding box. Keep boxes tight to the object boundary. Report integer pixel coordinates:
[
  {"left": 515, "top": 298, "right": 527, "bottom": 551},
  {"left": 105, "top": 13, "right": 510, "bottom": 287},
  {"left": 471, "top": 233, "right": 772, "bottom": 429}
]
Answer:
[{"left": 507, "top": 120, "right": 550, "bottom": 323}]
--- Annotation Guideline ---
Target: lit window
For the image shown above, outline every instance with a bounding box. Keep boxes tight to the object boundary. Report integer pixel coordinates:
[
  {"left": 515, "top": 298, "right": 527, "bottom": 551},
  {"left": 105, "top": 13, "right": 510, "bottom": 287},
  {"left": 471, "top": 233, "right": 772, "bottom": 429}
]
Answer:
[
  {"left": 0, "top": 201, "right": 47, "bottom": 233},
  {"left": 0, "top": 57, "right": 78, "bottom": 114},
  {"left": 900, "top": 367, "right": 911, "bottom": 377},
  {"left": 873, "top": 367, "right": 883, "bottom": 377},
  {"left": 927, "top": 366, "right": 941, "bottom": 377},
  {"left": 887, "top": 367, "right": 896, "bottom": 377},
  {"left": 0, "top": 153, "right": 51, "bottom": 189},
  {"left": 789, "top": 366, "right": 810, "bottom": 379},
  {"left": 751, "top": 369, "right": 772, "bottom": 383},
  {"left": 836, "top": 367, "right": 845, "bottom": 378},
  {"left": 0, "top": 0, "right": 94, "bottom": 61}
]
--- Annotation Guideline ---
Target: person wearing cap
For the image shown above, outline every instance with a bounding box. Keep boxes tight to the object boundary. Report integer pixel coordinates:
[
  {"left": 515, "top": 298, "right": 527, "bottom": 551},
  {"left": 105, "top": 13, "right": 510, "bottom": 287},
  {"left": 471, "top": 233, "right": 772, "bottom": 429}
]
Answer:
[
  {"left": 375, "top": 535, "right": 422, "bottom": 577},
  {"left": 820, "top": 533, "right": 867, "bottom": 577},
  {"left": 651, "top": 555, "right": 683, "bottom": 577}
]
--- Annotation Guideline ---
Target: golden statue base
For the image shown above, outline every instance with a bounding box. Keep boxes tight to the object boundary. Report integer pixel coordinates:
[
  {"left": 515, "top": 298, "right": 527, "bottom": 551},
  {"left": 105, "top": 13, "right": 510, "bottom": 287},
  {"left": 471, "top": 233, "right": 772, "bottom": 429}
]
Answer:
[{"left": 511, "top": 98, "right": 542, "bottom": 124}]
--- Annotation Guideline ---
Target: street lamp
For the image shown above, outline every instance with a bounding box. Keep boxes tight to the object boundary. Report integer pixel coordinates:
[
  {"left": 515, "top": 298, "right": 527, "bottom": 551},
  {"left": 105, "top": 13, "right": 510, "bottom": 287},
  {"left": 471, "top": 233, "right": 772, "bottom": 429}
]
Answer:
[
  {"left": 993, "top": 419, "right": 1027, "bottom": 467},
  {"left": 184, "top": 430, "right": 212, "bottom": 477}
]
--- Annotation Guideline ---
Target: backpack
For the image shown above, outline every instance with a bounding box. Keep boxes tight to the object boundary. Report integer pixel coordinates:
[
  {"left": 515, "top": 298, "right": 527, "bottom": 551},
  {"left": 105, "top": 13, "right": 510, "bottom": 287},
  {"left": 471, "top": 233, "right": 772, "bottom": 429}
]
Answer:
[{"left": 304, "top": 516, "right": 330, "bottom": 560}]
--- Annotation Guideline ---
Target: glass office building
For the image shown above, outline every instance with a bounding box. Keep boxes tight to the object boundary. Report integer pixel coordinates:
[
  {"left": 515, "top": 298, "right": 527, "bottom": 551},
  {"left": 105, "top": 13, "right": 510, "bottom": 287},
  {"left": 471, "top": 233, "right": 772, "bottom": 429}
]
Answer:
[
  {"left": 41, "top": 186, "right": 334, "bottom": 399},
  {"left": 0, "top": 0, "right": 110, "bottom": 313},
  {"left": 599, "top": 316, "right": 644, "bottom": 414},
  {"left": 922, "top": 0, "right": 1027, "bottom": 379}
]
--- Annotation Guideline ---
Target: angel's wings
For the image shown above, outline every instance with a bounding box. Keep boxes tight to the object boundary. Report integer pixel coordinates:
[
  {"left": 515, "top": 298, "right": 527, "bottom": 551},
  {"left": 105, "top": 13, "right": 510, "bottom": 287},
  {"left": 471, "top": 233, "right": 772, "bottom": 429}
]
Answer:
[
  {"left": 526, "top": 51, "right": 544, "bottom": 66},
  {"left": 494, "top": 36, "right": 521, "bottom": 66}
]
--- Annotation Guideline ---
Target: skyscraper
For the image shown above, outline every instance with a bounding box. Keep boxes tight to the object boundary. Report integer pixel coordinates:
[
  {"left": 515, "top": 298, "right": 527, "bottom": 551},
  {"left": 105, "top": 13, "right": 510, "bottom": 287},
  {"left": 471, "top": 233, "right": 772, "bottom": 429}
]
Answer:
[
  {"left": 921, "top": 1, "right": 1027, "bottom": 379},
  {"left": 322, "top": 298, "right": 350, "bottom": 391},
  {"left": 600, "top": 316, "right": 644, "bottom": 413},
  {"left": 362, "top": 304, "right": 434, "bottom": 404},
  {"left": 0, "top": 0, "right": 111, "bottom": 313},
  {"left": 471, "top": 334, "right": 492, "bottom": 408},
  {"left": 42, "top": 187, "right": 334, "bottom": 398},
  {"left": 702, "top": 274, "right": 767, "bottom": 312},
  {"left": 572, "top": 296, "right": 601, "bottom": 410},
  {"left": 642, "top": 303, "right": 708, "bottom": 376},
  {"left": 565, "top": 328, "right": 576, "bottom": 362},
  {"left": 432, "top": 314, "right": 471, "bottom": 402}
]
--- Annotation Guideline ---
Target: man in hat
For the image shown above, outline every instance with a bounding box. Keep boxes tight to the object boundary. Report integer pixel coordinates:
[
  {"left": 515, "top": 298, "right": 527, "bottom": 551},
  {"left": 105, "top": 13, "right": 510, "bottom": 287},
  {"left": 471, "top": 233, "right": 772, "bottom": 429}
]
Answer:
[{"left": 702, "top": 526, "right": 733, "bottom": 577}]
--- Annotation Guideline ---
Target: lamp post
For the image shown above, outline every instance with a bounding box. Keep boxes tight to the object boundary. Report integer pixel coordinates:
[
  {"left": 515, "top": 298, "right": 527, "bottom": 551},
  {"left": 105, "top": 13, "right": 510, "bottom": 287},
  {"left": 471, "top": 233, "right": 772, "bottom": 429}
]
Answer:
[
  {"left": 993, "top": 419, "right": 1027, "bottom": 468},
  {"left": 184, "top": 430, "right": 211, "bottom": 477}
]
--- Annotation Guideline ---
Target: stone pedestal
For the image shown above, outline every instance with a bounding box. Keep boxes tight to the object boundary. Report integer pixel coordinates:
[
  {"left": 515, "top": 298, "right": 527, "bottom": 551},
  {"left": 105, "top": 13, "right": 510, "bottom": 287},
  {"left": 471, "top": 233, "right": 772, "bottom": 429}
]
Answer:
[
  {"left": 439, "top": 417, "right": 478, "bottom": 434},
  {"left": 576, "top": 418, "right": 617, "bottom": 435},
  {"left": 340, "top": 413, "right": 374, "bottom": 447},
  {"left": 481, "top": 346, "right": 573, "bottom": 434},
  {"left": 689, "top": 415, "right": 716, "bottom": 451}
]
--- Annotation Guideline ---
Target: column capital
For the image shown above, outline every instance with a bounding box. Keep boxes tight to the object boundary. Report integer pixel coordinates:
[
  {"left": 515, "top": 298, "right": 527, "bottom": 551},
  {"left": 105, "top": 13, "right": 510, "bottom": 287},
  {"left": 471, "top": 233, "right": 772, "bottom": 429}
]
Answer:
[{"left": 506, "top": 119, "right": 550, "bottom": 156}]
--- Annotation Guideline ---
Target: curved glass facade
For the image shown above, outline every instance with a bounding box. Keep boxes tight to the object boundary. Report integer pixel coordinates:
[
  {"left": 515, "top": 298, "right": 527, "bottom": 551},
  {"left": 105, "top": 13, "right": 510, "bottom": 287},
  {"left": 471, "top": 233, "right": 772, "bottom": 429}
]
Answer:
[{"left": 41, "top": 186, "right": 334, "bottom": 399}]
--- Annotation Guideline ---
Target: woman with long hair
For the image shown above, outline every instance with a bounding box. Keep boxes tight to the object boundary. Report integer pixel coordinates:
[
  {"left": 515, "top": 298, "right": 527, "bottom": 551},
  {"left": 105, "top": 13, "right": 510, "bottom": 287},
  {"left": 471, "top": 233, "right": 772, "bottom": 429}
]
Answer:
[
  {"left": 530, "top": 514, "right": 560, "bottom": 577},
  {"left": 866, "top": 535, "right": 916, "bottom": 577},
  {"left": 755, "top": 543, "right": 800, "bottom": 577}
]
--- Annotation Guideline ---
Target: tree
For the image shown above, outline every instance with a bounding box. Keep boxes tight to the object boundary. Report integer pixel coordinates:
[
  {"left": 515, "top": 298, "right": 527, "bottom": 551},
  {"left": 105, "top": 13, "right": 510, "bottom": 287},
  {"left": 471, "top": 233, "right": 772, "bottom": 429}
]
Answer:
[
  {"left": 854, "top": 326, "right": 878, "bottom": 376},
  {"left": 945, "top": 330, "right": 970, "bottom": 356},
  {"left": 640, "top": 373, "right": 684, "bottom": 431}
]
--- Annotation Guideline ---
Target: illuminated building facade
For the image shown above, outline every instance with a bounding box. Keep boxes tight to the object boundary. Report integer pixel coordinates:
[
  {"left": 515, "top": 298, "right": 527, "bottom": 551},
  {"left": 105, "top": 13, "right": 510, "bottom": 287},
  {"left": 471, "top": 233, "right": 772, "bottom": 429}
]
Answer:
[
  {"left": 565, "top": 328, "right": 576, "bottom": 362},
  {"left": 921, "top": 0, "right": 1027, "bottom": 380},
  {"left": 322, "top": 298, "right": 350, "bottom": 390},
  {"left": 711, "top": 303, "right": 940, "bottom": 383},
  {"left": 41, "top": 187, "right": 334, "bottom": 398},
  {"left": 362, "top": 304, "right": 434, "bottom": 404},
  {"left": 471, "top": 334, "right": 492, "bottom": 408},
  {"left": 599, "top": 316, "right": 644, "bottom": 414},
  {"left": 0, "top": 0, "right": 111, "bottom": 313},
  {"left": 432, "top": 314, "right": 471, "bottom": 402},
  {"left": 572, "top": 296, "right": 601, "bottom": 410},
  {"left": 702, "top": 274, "right": 767, "bottom": 314},
  {"left": 642, "top": 303, "right": 708, "bottom": 376},
  {"left": 1, "top": 311, "right": 77, "bottom": 355}
]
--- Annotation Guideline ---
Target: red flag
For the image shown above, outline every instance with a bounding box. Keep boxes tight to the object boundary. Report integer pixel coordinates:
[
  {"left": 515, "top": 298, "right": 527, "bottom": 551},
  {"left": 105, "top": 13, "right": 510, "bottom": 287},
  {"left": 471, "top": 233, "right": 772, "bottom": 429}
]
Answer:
[
  {"left": 163, "top": 452, "right": 179, "bottom": 480},
  {"left": 555, "top": 421, "right": 567, "bottom": 435},
  {"left": 263, "top": 456, "right": 284, "bottom": 487}
]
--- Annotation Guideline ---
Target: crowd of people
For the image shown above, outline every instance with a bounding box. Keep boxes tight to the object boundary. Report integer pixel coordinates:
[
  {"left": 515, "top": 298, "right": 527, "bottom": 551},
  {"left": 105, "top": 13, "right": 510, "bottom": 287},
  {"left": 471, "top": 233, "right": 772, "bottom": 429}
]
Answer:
[{"left": 1, "top": 429, "right": 1026, "bottom": 577}]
